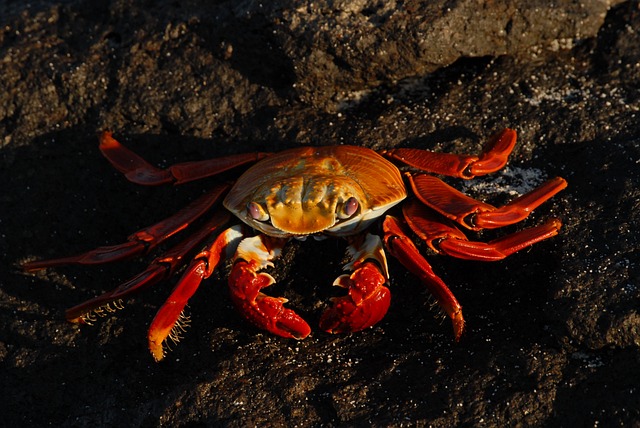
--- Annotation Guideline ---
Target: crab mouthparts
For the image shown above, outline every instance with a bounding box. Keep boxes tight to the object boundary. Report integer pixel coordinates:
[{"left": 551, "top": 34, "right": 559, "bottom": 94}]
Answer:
[{"left": 268, "top": 204, "right": 337, "bottom": 235}]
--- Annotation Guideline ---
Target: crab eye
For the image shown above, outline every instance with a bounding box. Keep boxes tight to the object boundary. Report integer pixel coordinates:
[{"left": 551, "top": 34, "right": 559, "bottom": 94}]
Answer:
[
  {"left": 338, "top": 197, "right": 359, "bottom": 219},
  {"left": 247, "top": 202, "right": 269, "bottom": 222}
]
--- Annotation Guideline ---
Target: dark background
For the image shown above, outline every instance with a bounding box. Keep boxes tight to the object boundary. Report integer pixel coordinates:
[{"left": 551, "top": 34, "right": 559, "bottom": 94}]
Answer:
[{"left": 1, "top": 0, "right": 638, "bottom": 426}]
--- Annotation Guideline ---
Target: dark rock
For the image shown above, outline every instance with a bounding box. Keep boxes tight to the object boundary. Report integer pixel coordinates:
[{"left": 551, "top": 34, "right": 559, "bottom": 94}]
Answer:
[{"left": 274, "top": 0, "right": 625, "bottom": 108}]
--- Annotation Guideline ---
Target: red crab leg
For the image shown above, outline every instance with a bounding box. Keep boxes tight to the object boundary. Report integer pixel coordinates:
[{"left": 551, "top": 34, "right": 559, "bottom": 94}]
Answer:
[
  {"left": 64, "top": 211, "right": 231, "bottom": 324},
  {"left": 319, "top": 233, "right": 391, "bottom": 334},
  {"left": 382, "top": 128, "right": 517, "bottom": 178},
  {"left": 148, "top": 225, "right": 244, "bottom": 361},
  {"left": 22, "top": 184, "right": 230, "bottom": 270},
  {"left": 383, "top": 216, "right": 465, "bottom": 341},
  {"left": 408, "top": 174, "right": 567, "bottom": 230},
  {"left": 228, "top": 235, "right": 312, "bottom": 339},
  {"left": 403, "top": 199, "right": 563, "bottom": 261},
  {"left": 99, "top": 131, "right": 269, "bottom": 185}
]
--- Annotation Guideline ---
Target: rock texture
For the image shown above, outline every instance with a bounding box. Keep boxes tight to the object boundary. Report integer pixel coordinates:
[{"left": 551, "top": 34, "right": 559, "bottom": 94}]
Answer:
[{"left": 1, "top": 0, "right": 638, "bottom": 426}]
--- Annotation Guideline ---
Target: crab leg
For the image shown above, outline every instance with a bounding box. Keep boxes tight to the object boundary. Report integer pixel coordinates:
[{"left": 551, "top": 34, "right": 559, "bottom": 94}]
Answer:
[
  {"left": 148, "top": 225, "right": 244, "bottom": 361},
  {"left": 22, "top": 184, "right": 229, "bottom": 270},
  {"left": 228, "top": 235, "right": 312, "bottom": 339},
  {"left": 64, "top": 211, "right": 231, "bottom": 324},
  {"left": 319, "top": 234, "right": 391, "bottom": 334},
  {"left": 382, "top": 128, "right": 517, "bottom": 179},
  {"left": 383, "top": 216, "right": 465, "bottom": 340},
  {"left": 408, "top": 174, "right": 567, "bottom": 230},
  {"left": 403, "top": 199, "right": 563, "bottom": 261},
  {"left": 99, "top": 131, "right": 268, "bottom": 186}
]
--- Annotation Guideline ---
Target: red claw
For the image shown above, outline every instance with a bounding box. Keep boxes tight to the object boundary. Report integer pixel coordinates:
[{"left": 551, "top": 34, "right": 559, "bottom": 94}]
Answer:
[
  {"left": 229, "top": 260, "right": 311, "bottom": 339},
  {"left": 319, "top": 261, "right": 391, "bottom": 334}
]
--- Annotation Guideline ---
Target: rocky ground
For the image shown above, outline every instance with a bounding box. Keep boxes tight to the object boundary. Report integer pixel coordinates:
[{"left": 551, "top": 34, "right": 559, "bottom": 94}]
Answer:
[{"left": 1, "top": 0, "right": 639, "bottom": 426}]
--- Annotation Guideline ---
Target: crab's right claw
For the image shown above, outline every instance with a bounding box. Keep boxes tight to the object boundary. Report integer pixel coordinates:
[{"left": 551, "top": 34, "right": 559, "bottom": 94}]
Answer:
[
  {"left": 229, "top": 260, "right": 311, "bottom": 339},
  {"left": 228, "top": 236, "right": 311, "bottom": 339}
]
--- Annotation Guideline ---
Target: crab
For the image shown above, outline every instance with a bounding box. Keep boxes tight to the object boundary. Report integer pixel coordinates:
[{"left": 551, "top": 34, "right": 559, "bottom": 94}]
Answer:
[{"left": 23, "top": 129, "right": 567, "bottom": 361}]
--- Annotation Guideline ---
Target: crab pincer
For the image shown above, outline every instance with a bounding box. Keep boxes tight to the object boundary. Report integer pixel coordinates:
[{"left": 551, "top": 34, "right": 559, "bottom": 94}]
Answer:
[
  {"left": 319, "top": 261, "right": 390, "bottom": 333},
  {"left": 320, "top": 233, "right": 391, "bottom": 333},
  {"left": 228, "top": 235, "right": 312, "bottom": 339}
]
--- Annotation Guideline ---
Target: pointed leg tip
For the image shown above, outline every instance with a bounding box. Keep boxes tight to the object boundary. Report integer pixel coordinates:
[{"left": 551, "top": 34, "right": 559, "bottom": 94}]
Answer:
[
  {"left": 98, "top": 130, "right": 117, "bottom": 149},
  {"left": 488, "top": 128, "right": 517, "bottom": 147},
  {"left": 555, "top": 176, "right": 569, "bottom": 188},
  {"left": 20, "top": 256, "right": 79, "bottom": 271},
  {"left": 501, "top": 128, "right": 517, "bottom": 137},
  {"left": 149, "top": 341, "right": 165, "bottom": 362},
  {"left": 20, "top": 260, "right": 44, "bottom": 272},
  {"left": 66, "top": 316, "right": 85, "bottom": 324},
  {"left": 452, "top": 311, "right": 465, "bottom": 342}
]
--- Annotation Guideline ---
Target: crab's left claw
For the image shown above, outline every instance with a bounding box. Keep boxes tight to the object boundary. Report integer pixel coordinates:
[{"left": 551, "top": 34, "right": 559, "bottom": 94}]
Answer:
[
  {"left": 319, "top": 234, "right": 391, "bottom": 333},
  {"left": 319, "top": 261, "right": 390, "bottom": 333}
]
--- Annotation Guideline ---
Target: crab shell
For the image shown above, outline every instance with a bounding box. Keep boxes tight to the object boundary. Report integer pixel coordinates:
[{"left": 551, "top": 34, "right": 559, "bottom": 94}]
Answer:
[{"left": 223, "top": 146, "right": 407, "bottom": 238}]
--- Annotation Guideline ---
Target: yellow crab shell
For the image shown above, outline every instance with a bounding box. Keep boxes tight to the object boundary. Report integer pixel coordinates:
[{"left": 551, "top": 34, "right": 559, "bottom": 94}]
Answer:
[{"left": 223, "top": 146, "right": 407, "bottom": 238}]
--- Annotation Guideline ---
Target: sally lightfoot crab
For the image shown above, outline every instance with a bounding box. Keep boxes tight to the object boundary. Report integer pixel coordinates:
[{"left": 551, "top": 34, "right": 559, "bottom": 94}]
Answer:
[{"left": 23, "top": 129, "right": 567, "bottom": 361}]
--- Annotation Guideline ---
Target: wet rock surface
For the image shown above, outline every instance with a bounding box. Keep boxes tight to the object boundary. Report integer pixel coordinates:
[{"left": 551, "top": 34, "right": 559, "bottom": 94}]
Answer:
[{"left": 1, "top": 0, "right": 638, "bottom": 426}]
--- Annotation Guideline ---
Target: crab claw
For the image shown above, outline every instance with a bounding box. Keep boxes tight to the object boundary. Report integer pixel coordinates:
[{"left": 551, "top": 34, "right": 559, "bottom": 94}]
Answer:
[
  {"left": 320, "top": 233, "right": 391, "bottom": 333},
  {"left": 228, "top": 236, "right": 311, "bottom": 339},
  {"left": 319, "top": 261, "right": 391, "bottom": 333}
]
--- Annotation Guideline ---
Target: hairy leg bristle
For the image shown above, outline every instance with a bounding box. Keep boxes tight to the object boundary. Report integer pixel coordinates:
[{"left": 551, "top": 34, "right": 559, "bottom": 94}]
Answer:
[{"left": 78, "top": 299, "right": 126, "bottom": 325}]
